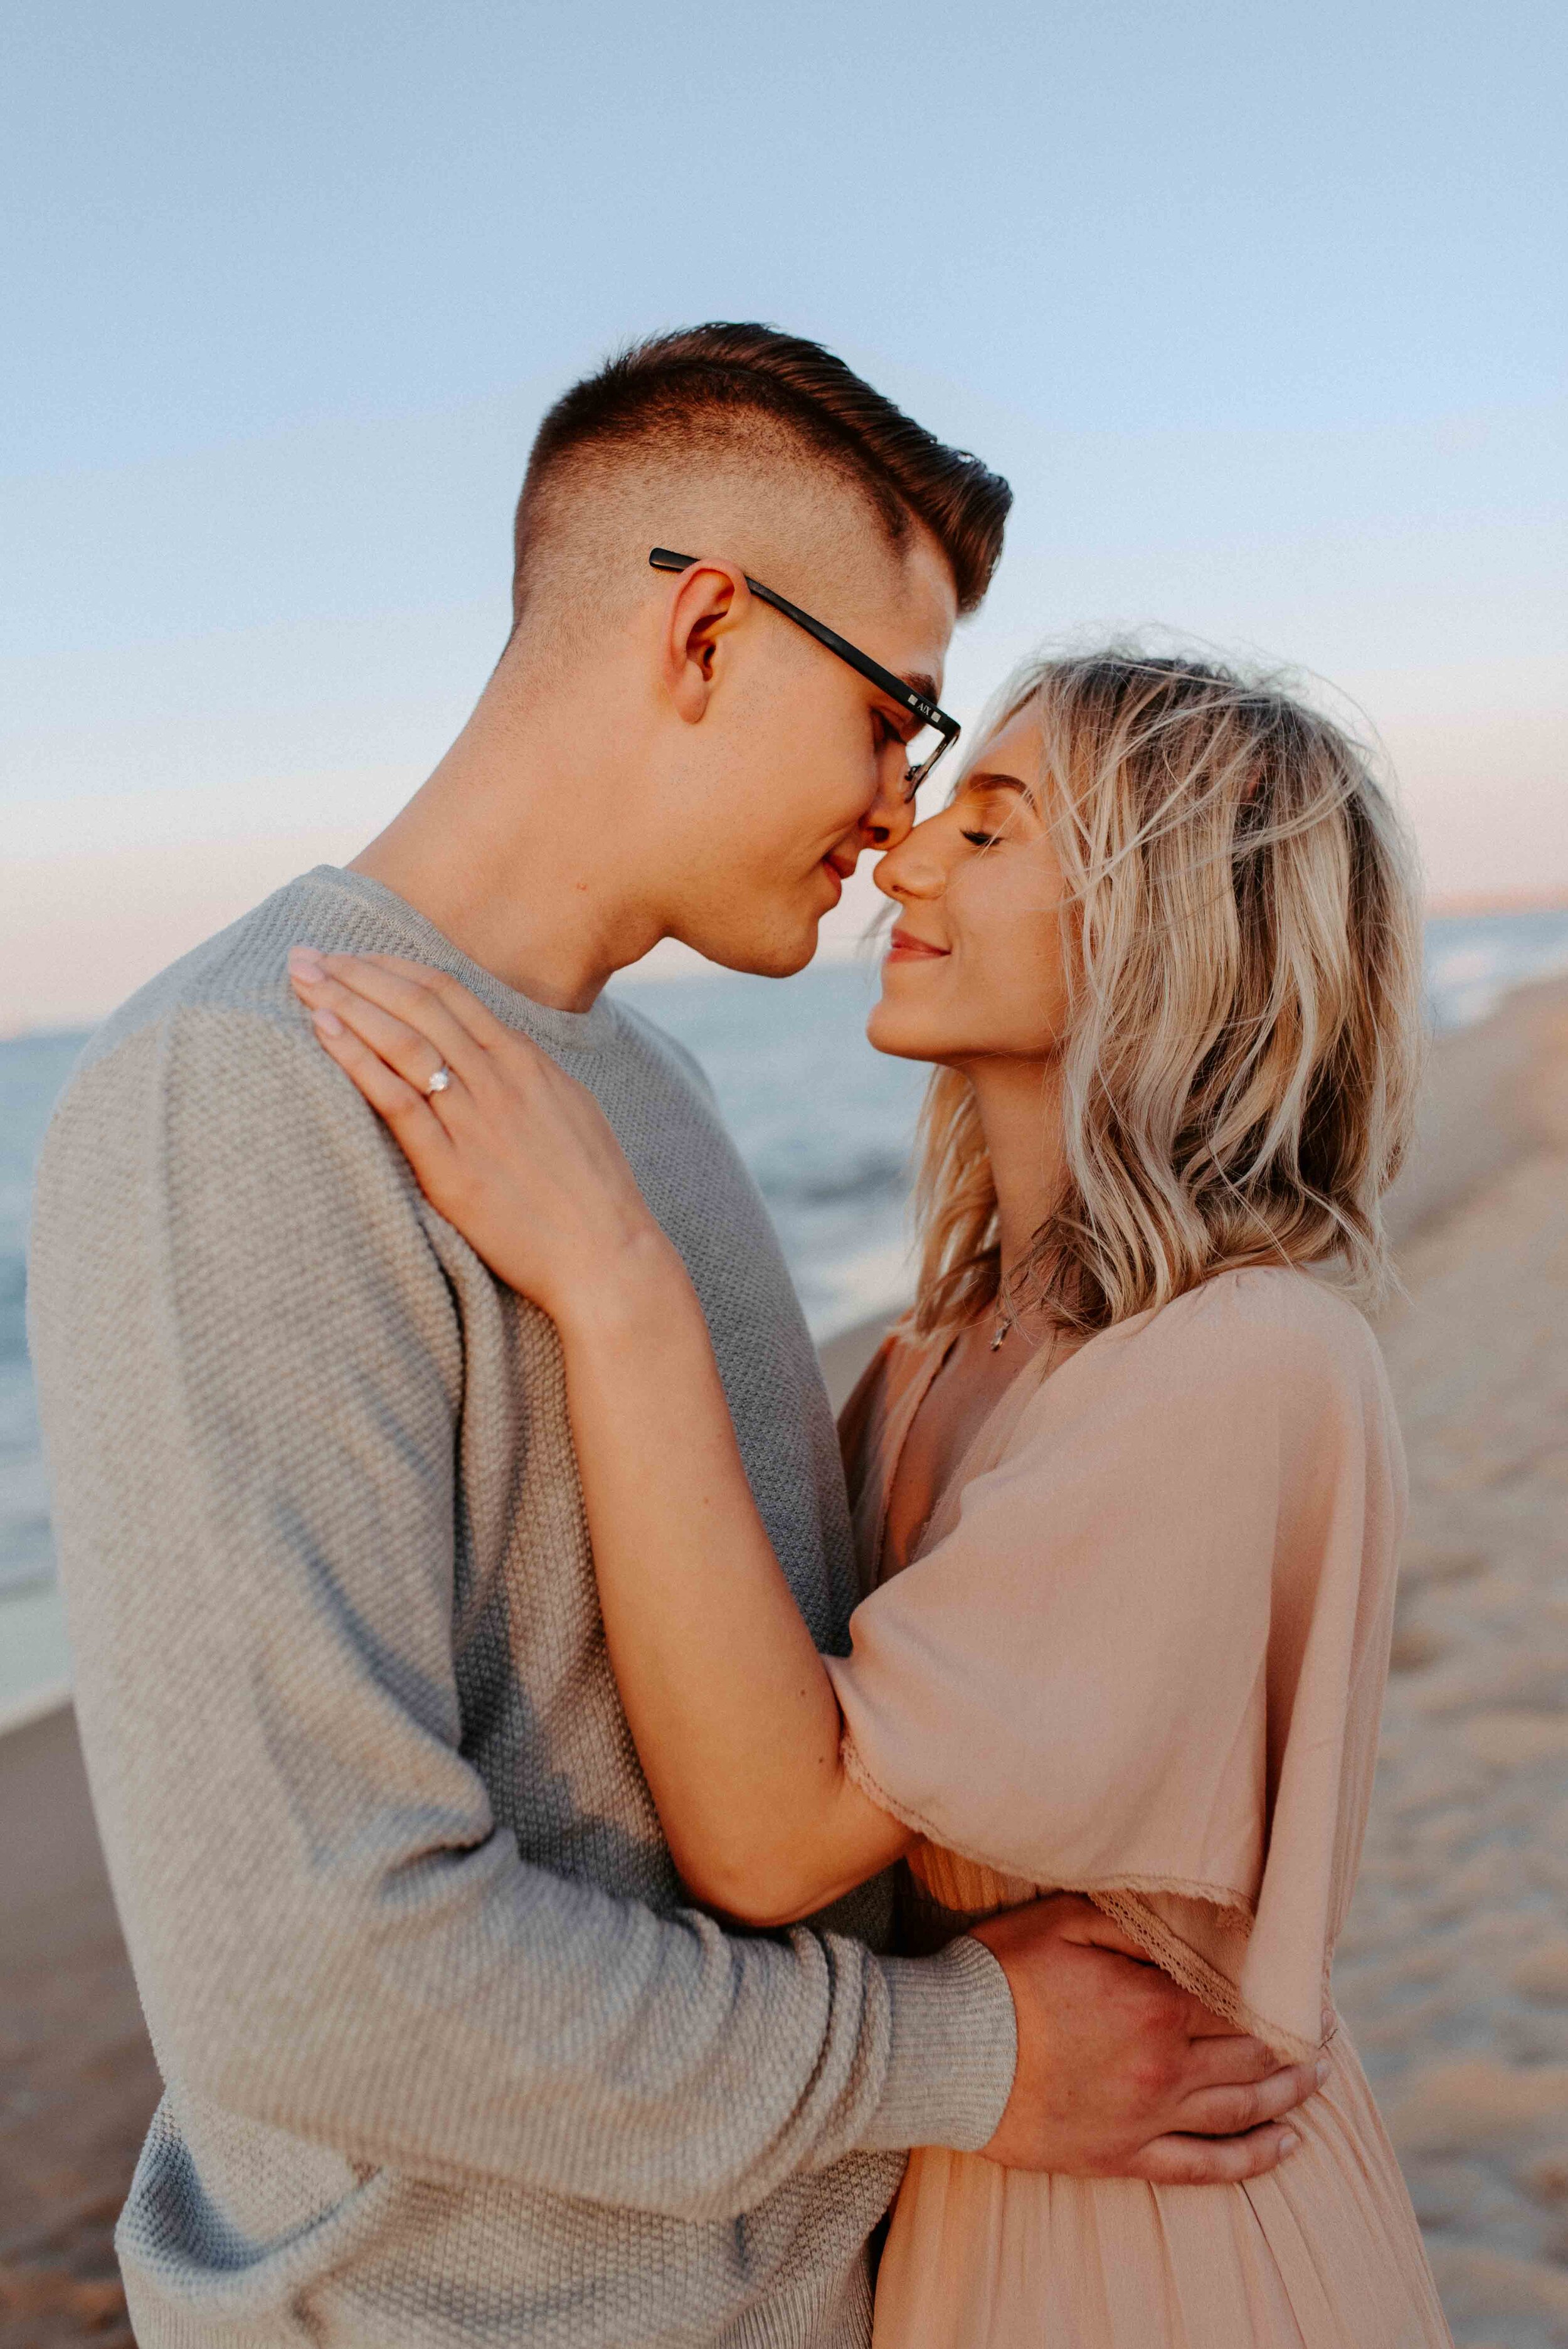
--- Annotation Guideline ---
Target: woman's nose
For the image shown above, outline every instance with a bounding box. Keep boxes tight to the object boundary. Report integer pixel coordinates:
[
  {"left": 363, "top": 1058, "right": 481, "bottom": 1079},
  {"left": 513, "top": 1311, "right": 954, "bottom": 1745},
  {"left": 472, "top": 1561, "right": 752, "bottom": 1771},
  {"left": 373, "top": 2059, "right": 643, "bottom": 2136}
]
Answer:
[{"left": 874, "top": 816, "right": 948, "bottom": 902}]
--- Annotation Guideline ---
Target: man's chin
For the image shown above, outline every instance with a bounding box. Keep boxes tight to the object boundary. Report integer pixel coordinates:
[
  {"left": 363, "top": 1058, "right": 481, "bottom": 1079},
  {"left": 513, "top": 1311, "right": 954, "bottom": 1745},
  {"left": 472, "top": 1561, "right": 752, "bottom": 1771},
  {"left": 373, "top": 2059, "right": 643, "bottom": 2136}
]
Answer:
[{"left": 674, "top": 909, "right": 821, "bottom": 981}]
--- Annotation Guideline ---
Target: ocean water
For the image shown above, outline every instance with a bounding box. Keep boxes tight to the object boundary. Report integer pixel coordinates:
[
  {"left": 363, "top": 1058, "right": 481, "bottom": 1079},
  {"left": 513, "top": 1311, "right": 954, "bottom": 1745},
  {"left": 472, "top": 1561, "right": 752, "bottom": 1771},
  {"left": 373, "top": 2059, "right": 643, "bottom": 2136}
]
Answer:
[{"left": 4, "top": 908, "right": 1567, "bottom": 1712}]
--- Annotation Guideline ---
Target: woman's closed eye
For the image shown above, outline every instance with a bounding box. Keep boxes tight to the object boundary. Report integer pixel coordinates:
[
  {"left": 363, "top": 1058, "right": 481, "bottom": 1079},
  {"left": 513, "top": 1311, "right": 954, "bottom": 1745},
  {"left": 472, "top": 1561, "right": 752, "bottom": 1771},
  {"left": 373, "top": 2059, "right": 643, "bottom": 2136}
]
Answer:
[{"left": 953, "top": 768, "right": 1036, "bottom": 850}]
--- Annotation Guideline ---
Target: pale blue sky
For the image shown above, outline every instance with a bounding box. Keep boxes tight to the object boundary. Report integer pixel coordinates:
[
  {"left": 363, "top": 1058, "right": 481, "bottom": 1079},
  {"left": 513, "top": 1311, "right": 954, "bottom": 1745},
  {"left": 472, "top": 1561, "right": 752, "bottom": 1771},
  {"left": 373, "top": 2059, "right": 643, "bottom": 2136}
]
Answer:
[{"left": 3, "top": 0, "right": 1565, "bottom": 1024}]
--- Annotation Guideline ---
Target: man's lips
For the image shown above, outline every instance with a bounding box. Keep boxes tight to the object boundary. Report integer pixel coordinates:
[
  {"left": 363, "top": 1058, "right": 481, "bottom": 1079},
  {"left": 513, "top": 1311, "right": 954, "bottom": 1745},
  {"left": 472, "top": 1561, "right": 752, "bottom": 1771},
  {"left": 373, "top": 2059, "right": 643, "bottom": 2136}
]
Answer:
[
  {"left": 886, "top": 926, "right": 950, "bottom": 961},
  {"left": 819, "top": 850, "right": 857, "bottom": 904}
]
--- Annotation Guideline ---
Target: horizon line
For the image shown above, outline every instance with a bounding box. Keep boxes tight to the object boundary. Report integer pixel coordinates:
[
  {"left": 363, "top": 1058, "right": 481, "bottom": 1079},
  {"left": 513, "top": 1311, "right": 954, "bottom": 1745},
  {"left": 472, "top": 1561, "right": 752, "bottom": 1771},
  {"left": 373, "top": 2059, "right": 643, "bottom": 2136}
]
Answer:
[{"left": 6, "top": 889, "right": 1568, "bottom": 1045}]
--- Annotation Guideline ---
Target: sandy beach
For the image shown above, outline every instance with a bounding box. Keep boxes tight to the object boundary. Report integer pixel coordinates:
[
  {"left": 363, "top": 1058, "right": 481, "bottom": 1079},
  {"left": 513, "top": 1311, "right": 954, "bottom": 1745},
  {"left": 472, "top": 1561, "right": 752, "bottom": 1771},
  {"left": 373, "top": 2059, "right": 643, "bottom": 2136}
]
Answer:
[
  {"left": 6, "top": 973, "right": 1568, "bottom": 2347},
  {"left": 1333, "top": 970, "right": 1568, "bottom": 2349},
  {"left": 0, "top": 1700, "right": 154, "bottom": 2346}
]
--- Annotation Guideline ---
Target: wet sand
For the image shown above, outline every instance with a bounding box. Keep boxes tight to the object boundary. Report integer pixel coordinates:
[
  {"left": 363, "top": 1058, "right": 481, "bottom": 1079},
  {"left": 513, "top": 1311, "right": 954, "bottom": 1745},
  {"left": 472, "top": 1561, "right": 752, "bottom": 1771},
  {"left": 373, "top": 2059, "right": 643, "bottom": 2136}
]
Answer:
[
  {"left": 1335, "top": 971, "right": 1568, "bottom": 2349},
  {"left": 6, "top": 972, "right": 1568, "bottom": 2345},
  {"left": 0, "top": 1701, "right": 152, "bottom": 2346}
]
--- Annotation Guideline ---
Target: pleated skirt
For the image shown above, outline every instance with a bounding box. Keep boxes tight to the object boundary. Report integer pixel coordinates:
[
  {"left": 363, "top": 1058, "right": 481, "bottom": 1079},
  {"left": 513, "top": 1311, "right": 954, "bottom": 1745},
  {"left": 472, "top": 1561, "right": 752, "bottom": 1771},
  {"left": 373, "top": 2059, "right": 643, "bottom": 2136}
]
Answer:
[{"left": 872, "top": 2025, "right": 1451, "bottom": 2348}]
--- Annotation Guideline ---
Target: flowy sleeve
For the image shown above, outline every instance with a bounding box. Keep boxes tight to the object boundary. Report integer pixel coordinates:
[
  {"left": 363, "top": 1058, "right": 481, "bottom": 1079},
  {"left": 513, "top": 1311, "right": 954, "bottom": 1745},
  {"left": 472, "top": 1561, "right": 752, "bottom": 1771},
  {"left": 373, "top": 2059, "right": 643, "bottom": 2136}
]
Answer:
[{"left": 822, "top": 1270, "right": 1406, "bottom": 2060}]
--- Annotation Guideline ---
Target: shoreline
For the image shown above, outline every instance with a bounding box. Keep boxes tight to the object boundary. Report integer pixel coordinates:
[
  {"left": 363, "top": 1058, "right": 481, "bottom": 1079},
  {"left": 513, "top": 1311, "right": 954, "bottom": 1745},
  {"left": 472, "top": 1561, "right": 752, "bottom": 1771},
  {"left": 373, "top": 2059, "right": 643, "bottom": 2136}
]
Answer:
[
  {"left": 6, "top": 967, "right": 1568, "bottom": 2343},
  {"left": 0, "top": 1678, "right": 72, "bottom": 1742}
]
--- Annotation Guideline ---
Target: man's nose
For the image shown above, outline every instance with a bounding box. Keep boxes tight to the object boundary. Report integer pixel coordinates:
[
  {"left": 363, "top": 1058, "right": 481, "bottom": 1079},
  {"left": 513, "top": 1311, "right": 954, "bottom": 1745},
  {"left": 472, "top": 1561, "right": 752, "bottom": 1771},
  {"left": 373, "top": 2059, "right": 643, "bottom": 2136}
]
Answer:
[{"left": 859, "top": 770, "right": 919, "bottom": 852}]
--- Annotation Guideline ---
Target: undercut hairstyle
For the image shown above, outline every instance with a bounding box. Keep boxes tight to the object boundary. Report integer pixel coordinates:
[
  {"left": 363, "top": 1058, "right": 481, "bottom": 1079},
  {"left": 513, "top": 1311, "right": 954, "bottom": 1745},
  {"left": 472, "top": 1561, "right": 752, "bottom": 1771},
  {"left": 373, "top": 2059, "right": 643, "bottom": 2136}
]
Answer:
[
  {"left": 511, "top": 323, "right": 1012, "bottom": 626},
  {"left": 914, "top": 651, "right": 1426, "bottom": 1338}
]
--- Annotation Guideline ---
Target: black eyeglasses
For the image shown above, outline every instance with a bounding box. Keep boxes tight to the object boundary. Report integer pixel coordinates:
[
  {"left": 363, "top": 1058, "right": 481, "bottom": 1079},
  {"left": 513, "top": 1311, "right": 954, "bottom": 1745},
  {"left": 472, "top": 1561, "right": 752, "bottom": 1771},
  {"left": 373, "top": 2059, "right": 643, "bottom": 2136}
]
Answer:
[{"left": 649, "top": 548, "right": 960, "bottom": 800}]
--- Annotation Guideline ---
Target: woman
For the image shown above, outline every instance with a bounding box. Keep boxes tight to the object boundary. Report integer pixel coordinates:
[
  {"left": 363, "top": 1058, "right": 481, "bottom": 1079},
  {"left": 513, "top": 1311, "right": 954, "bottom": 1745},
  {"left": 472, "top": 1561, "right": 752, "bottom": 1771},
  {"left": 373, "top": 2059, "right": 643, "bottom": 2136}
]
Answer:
[{"left": 292, "top": 652, "right": 1451, "bottom": 2346}]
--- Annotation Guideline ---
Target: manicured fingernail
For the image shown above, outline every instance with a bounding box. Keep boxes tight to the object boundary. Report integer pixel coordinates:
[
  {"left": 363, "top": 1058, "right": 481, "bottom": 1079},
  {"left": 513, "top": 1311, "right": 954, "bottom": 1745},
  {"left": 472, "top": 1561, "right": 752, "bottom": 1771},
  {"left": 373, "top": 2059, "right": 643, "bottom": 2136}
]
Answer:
[
  {"left": 290, "top": 947, "right": 326, "bottom": 980},
  {"left": 1315, "top": 2059, "right": 1330, "bottom": 2086},
  {"left": 1278, "top": 2129, "right": 1300, "bottom": 2156},
  {"left": 312, "top": 1006, "right": 344, "bottom": 1036}
]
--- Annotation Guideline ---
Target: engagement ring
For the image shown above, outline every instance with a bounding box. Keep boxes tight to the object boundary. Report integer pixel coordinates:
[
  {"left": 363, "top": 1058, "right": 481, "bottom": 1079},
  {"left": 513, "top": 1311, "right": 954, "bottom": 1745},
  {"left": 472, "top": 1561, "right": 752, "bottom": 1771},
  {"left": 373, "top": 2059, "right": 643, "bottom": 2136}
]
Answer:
[{"left": 425, "top": 1065, "right": 453, "bottom": 1096}]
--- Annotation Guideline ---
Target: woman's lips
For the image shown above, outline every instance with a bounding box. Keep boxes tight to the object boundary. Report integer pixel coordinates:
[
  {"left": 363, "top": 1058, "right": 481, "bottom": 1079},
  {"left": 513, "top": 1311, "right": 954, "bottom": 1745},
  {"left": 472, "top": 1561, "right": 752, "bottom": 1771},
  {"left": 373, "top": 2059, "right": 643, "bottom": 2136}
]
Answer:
[{"left": 886, "top": 927, "right": 950, "bottom": 961}]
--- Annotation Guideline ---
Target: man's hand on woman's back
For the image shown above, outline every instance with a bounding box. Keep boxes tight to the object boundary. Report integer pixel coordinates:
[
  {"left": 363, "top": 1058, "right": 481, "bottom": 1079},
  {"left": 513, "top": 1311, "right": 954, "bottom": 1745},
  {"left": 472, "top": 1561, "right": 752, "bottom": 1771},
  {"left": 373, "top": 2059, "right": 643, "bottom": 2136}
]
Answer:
[{"left": 971, "top": 1894, "right": 1322, "bottom": 2182}]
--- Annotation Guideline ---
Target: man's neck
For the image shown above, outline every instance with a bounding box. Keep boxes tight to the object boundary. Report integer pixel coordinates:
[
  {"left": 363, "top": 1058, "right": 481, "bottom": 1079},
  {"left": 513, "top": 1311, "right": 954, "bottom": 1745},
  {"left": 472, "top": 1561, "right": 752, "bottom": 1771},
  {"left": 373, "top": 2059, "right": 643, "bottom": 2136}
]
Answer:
[{"left": 349, "top": 676, "right": 663, "bottom": 1014}]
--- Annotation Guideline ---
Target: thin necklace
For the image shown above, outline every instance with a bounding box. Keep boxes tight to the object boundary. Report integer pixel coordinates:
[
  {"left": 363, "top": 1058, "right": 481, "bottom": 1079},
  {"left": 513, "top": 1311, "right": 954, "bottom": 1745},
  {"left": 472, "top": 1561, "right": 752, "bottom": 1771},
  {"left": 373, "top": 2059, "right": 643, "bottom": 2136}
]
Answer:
[{"left": 990, "top": 1276, "right": 1020, "bottom": 1352}]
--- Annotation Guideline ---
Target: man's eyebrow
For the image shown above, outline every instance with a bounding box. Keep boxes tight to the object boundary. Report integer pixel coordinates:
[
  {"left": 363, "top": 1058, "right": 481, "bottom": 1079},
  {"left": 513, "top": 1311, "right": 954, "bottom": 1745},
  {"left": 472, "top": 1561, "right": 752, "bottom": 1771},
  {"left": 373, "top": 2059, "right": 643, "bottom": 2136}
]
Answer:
[{"left": 892, "top": 672, "right": 940, "bottom": 708}]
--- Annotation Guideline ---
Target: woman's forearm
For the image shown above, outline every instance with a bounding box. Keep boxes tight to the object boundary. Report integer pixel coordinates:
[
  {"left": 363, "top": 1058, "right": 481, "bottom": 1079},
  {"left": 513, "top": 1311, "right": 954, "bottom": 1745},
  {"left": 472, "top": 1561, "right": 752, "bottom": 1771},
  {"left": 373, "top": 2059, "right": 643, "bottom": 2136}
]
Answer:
[
  {"left": 556, "top": 1232, "right": 911, "bottom": 1924},
  {"left": 277, "top": 949, "right": 908, "bottom": 1919}
]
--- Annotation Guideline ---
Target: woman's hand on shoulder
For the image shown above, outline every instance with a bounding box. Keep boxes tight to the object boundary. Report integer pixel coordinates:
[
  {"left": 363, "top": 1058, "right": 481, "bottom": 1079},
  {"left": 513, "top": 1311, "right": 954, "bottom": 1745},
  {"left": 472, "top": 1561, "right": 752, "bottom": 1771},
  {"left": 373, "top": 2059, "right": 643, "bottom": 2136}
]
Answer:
[{"left": 287, "top": 948, "right": 675, "bottom": 1325}]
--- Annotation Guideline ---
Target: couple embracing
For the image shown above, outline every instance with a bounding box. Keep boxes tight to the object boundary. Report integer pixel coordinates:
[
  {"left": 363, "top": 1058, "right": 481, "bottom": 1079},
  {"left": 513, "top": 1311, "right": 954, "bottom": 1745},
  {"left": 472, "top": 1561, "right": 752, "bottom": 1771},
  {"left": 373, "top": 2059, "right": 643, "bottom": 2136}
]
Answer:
[{"left": 31, "top": 324, "right": 1451, "bottom": 2346}]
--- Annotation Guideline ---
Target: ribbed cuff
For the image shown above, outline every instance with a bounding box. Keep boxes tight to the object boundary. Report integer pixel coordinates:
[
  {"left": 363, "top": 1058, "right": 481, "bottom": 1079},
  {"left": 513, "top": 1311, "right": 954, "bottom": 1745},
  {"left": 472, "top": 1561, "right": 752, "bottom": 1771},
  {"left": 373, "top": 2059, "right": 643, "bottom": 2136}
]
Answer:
[{"left": 859, "top": 1934, "right": 1017, "bottom": 2155}]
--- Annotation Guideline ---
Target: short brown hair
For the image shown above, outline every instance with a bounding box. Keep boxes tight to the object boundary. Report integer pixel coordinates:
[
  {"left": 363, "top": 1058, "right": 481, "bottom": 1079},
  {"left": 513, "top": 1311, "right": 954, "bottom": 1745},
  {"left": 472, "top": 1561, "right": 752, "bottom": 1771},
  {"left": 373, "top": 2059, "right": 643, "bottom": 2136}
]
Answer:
[{"left": 512, "top": 323, "right": 1012, "bottom": 622}]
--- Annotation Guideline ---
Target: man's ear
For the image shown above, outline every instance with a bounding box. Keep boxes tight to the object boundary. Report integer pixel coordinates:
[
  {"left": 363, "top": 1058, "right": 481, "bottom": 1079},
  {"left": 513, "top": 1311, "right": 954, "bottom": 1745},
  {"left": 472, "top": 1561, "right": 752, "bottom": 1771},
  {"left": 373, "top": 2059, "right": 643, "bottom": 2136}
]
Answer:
[{"left": 659, "top": 560, "right": 753, "bottom": 725}]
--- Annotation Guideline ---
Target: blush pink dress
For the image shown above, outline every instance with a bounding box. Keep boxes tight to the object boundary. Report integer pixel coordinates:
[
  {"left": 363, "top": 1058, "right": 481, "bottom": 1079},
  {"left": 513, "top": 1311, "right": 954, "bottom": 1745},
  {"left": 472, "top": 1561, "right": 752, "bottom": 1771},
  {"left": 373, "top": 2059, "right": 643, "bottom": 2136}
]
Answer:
[{"left": 827, "top": 1268, "right": 1451, "bottom": 2349}]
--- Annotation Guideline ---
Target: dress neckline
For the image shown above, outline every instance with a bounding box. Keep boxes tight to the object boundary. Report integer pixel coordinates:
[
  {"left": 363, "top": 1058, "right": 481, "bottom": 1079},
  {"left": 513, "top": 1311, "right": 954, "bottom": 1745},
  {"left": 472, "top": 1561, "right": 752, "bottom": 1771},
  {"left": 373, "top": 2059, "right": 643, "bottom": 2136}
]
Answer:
[
  {"left": 867, "top": 1271, "right": 1330, "bottom": 1589},
  {"left": 871, "top": 1323, "right": 1066, "bottom": 1588}
]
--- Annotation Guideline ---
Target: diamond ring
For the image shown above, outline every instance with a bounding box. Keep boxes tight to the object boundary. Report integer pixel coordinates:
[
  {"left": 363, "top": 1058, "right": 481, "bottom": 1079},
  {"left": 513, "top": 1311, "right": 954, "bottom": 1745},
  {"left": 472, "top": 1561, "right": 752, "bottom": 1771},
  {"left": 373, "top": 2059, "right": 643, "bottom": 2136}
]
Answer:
[{"left": 425, "top": 1064, "right": 453, "bottom": 1096}]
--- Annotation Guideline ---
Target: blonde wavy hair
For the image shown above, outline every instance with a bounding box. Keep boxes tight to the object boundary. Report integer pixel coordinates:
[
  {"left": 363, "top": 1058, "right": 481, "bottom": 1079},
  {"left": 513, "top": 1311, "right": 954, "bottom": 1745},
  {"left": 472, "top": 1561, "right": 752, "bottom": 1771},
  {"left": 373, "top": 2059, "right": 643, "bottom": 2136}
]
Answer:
[{"left": 913, "top": 650, "right": 1426, "bottom": 1339}]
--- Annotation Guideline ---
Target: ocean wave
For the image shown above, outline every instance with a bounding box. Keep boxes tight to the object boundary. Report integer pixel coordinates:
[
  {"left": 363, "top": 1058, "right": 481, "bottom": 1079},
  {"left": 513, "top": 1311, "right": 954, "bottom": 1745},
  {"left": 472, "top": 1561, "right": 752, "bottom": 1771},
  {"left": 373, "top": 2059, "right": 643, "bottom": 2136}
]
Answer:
[
  {"left": 756, "top": 1146, "right": 911, "bottom": 1209},
  {"left": 0, "top": 1544, "right": 54, "bottom": 1599},
  {"left": 0, "top": 1253, "right": 28, "bottom": 1369}
]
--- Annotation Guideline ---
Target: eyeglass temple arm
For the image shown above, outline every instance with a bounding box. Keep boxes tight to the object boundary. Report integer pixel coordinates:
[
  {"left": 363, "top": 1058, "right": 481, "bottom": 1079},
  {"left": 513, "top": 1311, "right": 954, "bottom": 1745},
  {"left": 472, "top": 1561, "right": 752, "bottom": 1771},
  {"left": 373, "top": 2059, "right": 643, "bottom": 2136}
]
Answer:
[{"left": 648, "top": 548, "right": 956, "bottom": 741}]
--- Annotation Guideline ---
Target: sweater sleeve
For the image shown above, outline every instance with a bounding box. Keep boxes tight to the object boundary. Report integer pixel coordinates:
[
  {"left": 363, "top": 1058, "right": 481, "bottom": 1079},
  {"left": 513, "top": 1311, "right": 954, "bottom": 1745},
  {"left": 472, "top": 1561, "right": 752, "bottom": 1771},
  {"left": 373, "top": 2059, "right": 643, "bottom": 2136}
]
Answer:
[{"left": 27, "top": 1006, "right": 1014, "bottom": 2220}]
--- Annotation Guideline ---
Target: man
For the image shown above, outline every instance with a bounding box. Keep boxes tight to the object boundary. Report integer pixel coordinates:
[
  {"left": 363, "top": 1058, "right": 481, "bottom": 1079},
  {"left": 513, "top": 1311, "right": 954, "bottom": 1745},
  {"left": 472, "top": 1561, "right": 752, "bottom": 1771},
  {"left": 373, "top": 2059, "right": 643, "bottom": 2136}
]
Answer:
[{"left": 29, "top": 325, "right": 1314, "bottom": 2348}]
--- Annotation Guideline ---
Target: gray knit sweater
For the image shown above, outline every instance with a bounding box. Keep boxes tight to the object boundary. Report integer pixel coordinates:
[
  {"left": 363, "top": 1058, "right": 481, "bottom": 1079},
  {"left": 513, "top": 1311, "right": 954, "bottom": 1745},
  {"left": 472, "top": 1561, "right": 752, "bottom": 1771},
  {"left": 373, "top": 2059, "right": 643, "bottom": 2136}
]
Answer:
[{"left": 27, "top": 867, "right": 1016, "bottom": 2349}]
